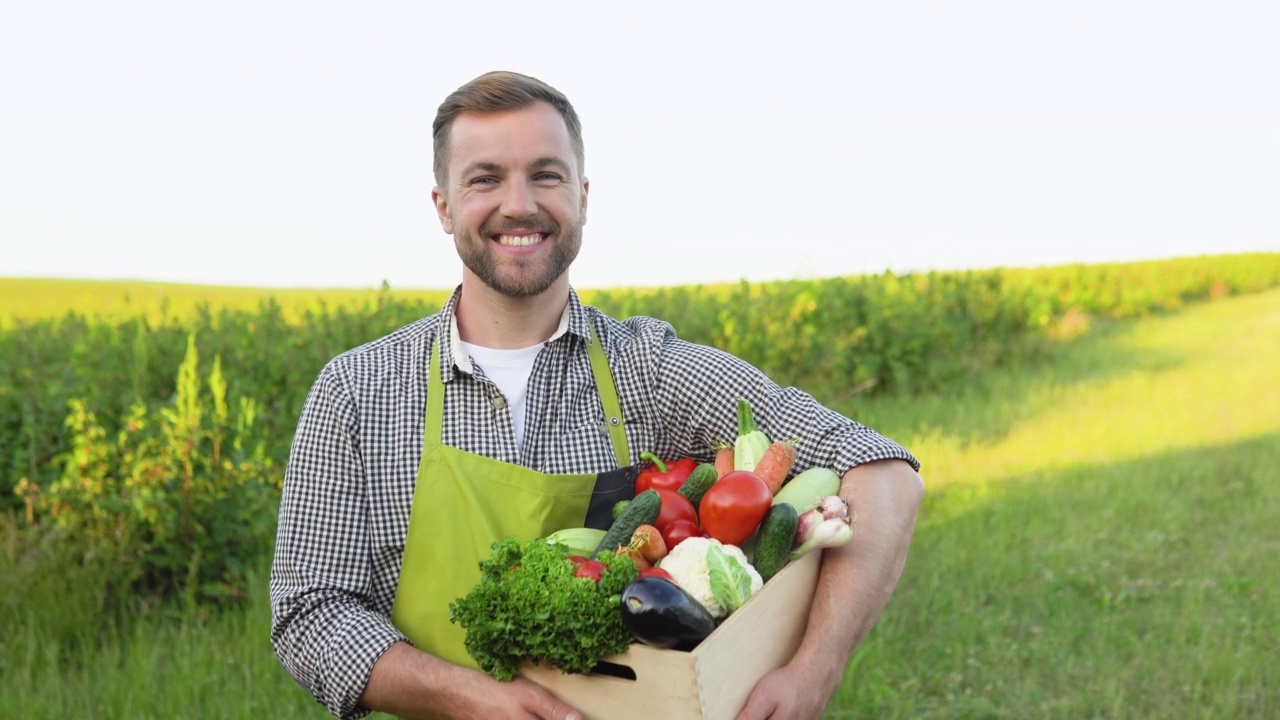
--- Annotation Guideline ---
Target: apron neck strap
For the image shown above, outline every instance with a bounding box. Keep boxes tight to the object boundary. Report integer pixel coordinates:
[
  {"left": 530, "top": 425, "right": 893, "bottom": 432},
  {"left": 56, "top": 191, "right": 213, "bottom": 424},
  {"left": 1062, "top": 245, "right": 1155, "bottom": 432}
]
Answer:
[
  {"left": 427, "top": 339, "right": 447, "bottom": 445},
  {"left": 585, "top": 324, "right": 630, "bottom": 467},
  {"left": 428, "top": 323, "right": 631, "bottom": 467}
]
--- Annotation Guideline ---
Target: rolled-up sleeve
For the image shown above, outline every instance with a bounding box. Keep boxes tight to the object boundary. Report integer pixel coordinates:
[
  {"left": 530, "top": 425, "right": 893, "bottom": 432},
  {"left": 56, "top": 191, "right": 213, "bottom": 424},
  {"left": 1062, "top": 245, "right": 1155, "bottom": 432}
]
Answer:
[
  {"left": 649, "top": 331, "right": 920, "bottom": 477},
  {"left": 760, "top": 383, "right": 921, "bottom": 476},
  {"left": 270, "top": 362, "right": 408, "bottom": 720}
]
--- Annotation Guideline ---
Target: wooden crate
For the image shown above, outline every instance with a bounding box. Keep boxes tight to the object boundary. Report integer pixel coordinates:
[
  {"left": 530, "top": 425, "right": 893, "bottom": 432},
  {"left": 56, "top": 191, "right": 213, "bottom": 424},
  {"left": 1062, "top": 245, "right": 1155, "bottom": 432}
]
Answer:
[{"left": 521, "top": 549, "right": 822, "bottom": 720}]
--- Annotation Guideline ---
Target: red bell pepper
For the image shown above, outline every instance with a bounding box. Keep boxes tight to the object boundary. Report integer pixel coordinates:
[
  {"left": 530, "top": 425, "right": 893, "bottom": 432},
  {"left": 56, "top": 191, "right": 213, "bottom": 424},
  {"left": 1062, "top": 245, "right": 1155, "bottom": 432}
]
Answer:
[{"left": 635, "top": 451, "right": 698, "bottom": 496}]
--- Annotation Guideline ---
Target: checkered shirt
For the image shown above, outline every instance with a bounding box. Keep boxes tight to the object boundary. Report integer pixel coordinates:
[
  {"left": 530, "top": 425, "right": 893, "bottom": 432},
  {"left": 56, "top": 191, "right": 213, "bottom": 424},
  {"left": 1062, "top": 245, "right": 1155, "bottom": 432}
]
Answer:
[{"left": 269, "top": 286, "right": 919, "bottom": 719}]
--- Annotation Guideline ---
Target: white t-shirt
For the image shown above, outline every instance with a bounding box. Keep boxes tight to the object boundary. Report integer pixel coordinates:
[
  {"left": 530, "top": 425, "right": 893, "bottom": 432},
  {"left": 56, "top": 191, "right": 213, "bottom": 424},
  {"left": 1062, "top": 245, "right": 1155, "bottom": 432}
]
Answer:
[{"left": 458, "top": 341, "right": 542, "bottom": 448}]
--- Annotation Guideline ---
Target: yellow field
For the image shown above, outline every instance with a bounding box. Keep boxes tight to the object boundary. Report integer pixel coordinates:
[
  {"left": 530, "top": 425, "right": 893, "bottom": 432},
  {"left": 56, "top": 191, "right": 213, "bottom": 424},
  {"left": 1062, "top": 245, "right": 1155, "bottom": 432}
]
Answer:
[{"left": 0, "top": 277, "right": 454, "bottom": 326}]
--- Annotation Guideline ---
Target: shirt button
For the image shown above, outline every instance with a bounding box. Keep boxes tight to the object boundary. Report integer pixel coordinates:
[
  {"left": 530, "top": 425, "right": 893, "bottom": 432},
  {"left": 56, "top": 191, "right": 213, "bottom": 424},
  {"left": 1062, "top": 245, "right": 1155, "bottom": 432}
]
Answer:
[{"left": 492, "top": 396, "right": 507, "bottom": 409}]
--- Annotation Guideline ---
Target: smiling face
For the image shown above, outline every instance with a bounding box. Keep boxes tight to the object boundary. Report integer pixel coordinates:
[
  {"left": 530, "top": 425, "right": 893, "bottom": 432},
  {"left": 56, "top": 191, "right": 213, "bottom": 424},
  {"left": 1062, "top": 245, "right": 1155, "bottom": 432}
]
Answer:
[{"left": 432, "top": 101, "right": 589, "bottom": 299}]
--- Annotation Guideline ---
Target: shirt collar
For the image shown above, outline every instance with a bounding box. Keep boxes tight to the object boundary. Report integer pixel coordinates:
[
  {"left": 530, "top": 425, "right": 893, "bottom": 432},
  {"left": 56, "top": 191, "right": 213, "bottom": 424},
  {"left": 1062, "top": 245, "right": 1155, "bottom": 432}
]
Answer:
[{"left": 438, "top": 286, "right": 590, "bottom": 381}]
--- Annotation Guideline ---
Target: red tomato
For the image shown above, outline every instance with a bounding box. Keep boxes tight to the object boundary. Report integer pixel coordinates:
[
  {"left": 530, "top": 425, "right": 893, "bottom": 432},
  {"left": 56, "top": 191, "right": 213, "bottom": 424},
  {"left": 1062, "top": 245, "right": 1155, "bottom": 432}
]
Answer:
[
  {"left": 698, "top": 470, "right": 773, "bottom": 546},
  {"left": 653, "top": 489, "right": 698, "bottom": 532},
  {"left": 639, "top": 567, "right": 674, "bottom": 582},
  {"left": 568, "top": 555, "right": 589, "bottom": 565},
  {"left": 573, "top": 559, "right": 606, "bottom": 583},
  {"left": 661, "top": 518, "right": 700, "bottom": 550}
]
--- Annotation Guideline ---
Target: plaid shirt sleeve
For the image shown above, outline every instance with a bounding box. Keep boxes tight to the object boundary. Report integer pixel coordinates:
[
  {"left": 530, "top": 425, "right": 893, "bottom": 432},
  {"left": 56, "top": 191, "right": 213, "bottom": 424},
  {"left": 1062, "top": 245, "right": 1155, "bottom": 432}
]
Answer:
[
  {"left": 602, "top": 311, "right": 921, "bottom": 477},
  {"left": 664, "top": 334, "right": 922, "bottom": 476},
  {"left": 270, "top": 357, "right": 409, "bottom": 720}
]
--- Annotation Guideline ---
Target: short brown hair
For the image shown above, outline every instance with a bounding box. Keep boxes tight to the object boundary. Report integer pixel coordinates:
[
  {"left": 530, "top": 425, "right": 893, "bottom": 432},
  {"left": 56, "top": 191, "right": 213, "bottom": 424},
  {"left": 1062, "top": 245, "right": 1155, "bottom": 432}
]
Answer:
[{"left": 432, "top": 70, "right": 584, "bottom": 189}]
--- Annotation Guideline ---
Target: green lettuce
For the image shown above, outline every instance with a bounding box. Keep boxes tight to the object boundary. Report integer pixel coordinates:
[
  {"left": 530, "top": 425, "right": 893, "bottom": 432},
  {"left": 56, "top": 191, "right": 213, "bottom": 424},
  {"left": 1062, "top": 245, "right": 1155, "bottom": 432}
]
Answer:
[{"left": 449, "top": 536, "right": 638, "bottom": 680}]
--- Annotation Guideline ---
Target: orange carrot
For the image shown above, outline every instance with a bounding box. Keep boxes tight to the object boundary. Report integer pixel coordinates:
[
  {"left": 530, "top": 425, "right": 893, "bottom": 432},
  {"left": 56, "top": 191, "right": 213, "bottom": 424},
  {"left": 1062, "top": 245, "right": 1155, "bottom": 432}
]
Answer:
[
  {"left": 714, "top": 442, "right": 735, "bottom": 479},
  {"left": 753, "top": 439, "right": 797, "bottom": 495}
]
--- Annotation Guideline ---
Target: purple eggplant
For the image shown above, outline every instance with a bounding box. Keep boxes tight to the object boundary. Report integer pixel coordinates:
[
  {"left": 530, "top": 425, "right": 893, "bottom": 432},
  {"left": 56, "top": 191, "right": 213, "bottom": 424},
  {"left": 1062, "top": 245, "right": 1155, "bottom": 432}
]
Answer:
[{"left": 619, "top": 576, "right": 717, "bottom": 651}]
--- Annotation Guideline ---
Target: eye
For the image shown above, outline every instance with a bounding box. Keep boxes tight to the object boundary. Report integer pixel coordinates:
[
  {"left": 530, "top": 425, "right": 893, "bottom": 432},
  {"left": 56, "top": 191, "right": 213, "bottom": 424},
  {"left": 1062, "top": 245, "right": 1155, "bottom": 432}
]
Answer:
[
  {"left": 467, "top": 175, "right": 498, "bottom": 186},
  {"left": 534, "top": 171, "right": 563, "bottom": 183}
]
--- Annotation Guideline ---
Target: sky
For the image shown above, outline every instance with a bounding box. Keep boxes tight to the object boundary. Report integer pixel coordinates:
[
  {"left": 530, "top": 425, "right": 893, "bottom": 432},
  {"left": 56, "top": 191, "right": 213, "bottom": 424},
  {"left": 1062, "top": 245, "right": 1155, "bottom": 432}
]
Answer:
[{"left": 1, "top": 1, "right": 1276, "bottom": 291}]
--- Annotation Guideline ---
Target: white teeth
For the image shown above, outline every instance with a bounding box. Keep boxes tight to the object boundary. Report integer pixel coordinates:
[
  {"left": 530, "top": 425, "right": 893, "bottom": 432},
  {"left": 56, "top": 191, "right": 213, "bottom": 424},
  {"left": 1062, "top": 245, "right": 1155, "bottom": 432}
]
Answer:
[{"left": 497, "top": 234, "right": 542, "bottom": 246}]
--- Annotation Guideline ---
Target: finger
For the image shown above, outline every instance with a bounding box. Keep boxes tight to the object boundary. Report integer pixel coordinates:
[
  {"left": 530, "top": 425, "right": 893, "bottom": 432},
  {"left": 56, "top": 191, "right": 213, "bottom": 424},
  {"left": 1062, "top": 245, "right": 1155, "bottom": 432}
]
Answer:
[
  {"left": 734, "top": 693, "right": 771, "bottom": 720},
  {"left": 512, "top": 678, "right": 581, "bottom": 720},
  {"left": 537, "top": 695, "right": 581, "bottom": 720},
  {"left": 735, "top": 680, "right": 782, "bottom": 720}
]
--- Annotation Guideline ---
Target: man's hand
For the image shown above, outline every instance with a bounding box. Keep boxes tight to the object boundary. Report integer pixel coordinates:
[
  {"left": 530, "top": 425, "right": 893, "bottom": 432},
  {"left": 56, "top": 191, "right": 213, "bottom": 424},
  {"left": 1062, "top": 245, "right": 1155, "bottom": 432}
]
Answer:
[
  {"left": 360, "top": 642, "right": 583, "bottom": 720},
  {"left": 734, "top": 659, "right": 838, "bottom": 720},
  {"left": 468, "top": 676, "right": 583, "bottom": 720}
]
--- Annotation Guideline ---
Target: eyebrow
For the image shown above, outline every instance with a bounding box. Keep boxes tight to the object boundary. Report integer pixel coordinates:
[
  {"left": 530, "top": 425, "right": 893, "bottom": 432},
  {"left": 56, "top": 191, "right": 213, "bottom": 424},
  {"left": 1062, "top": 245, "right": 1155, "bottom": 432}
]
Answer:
[
  {"left": 457, "top": 157, "right": 575, "bottom": 180},
  {"left": 458, "top": 161, "right": 504, "bottom": 179},
  {"left": 529, "top": 157, "right": 573, "bottom": 176}
]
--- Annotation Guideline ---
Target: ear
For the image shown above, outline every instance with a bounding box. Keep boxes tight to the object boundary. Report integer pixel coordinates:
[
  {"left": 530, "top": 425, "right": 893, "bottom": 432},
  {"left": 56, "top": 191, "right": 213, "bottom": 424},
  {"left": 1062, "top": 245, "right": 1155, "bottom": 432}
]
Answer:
[
  {"left": 580, "top": 177, "right": 590, "bottom": 226},
  {"left": 432, "top": 187, "right": 454, "bottom": 234}
]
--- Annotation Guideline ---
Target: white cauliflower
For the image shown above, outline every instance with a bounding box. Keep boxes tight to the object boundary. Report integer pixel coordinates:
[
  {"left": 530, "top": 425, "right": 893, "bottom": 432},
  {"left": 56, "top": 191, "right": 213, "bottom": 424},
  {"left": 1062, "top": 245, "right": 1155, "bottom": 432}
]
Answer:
[{"left": 657, "top": 536, "right": 763, "bottom": 618}]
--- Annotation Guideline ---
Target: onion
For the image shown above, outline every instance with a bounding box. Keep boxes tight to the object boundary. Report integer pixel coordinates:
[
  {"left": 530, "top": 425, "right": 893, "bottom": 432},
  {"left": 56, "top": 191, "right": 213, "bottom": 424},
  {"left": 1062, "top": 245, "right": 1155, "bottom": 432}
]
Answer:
[
  {"left": 817, "top": 495, "right": 849, "bottom": 521},
  {"left": 790, "top": 512, "right": 855, "bottom": 559}
]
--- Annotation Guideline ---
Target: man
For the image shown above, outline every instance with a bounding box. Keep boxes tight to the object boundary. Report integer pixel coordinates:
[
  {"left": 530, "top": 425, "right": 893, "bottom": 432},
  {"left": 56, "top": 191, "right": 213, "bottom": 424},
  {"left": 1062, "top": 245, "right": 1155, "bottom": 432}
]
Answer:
[{"left": 271, "top": 70, "right": 924, "bottom": 720}]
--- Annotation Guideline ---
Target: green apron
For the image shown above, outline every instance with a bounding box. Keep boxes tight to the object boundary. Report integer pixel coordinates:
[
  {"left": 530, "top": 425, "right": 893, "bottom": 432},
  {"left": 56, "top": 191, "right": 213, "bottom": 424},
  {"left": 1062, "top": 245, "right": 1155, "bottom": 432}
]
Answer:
[{"left": 390, "top": 327, "right": 635, "bottom": 669}]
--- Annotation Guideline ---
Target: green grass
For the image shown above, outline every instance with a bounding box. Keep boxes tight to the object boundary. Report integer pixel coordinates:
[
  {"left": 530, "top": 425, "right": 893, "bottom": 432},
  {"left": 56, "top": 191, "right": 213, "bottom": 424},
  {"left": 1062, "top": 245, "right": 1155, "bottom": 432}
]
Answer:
[
  {"left": 3, "top": 289, "right": 1278, "bottom": 718},
  {"left": 0, "top": 556, "right": 304, "bottom": 719},
  {"left": 828, "top": 288, "right": 1280, "bottom": 719}
]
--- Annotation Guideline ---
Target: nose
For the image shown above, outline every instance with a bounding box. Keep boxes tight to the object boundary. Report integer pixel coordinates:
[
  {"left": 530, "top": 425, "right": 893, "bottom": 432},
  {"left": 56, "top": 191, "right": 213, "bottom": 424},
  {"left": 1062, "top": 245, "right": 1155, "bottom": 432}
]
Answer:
[{"left": 499, "top": 178, "right": 538, "bottom": 219}]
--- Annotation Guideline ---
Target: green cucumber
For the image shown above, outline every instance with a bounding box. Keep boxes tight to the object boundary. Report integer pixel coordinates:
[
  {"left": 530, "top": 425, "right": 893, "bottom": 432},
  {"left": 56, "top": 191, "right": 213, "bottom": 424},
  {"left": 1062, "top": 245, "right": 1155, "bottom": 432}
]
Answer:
[
  {"left": 772, "top": 466, "right": 841, "bottom": 513},
  {"left": 753, "top": 502, "right": 799, "bottom": 583},
  {"left": 677, "top": 463, "right": 718, "bottom": 506},
  {"left": 592, "top": 489, "right": 662, "bottom": 559}
]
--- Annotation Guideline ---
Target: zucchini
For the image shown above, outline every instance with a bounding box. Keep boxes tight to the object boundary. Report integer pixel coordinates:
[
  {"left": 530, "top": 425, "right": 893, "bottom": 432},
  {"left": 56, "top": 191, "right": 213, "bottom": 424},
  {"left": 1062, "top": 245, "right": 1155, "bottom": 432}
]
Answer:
[
  {"left": 544, "top": 527, "right": 607, "bottom": 557},
  {"left": 676, "top": 463, "right": 718, "bottom": 506},
  {"left": 734, "top": 397, "right": 771, "bottom": 472},
  {"left": 772, "top": 466, "right": 841, "bottom": 513},
  {"left": 753, "top": 502, "right": 799, "bottom": 583},
  {"left": 592, "top": 489, "right": 662, "bottom": 559}
]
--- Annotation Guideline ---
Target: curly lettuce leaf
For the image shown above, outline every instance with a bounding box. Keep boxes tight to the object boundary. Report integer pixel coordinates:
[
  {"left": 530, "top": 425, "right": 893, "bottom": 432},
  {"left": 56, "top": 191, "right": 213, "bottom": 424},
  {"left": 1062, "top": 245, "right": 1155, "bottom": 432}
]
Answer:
[{"left": 449, "top": 536, "right": 638, "bottom": 680}]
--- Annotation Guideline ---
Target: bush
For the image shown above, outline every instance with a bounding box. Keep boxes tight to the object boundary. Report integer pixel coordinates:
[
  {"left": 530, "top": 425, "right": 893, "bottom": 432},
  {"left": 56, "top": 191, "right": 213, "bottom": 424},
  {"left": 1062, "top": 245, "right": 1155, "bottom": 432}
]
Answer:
[
  {"left": 38, "top": 334, "right": 275, "bottom": 604},
  {"left": 2, "top": 253, "right": 1278, "bottom": 613}
]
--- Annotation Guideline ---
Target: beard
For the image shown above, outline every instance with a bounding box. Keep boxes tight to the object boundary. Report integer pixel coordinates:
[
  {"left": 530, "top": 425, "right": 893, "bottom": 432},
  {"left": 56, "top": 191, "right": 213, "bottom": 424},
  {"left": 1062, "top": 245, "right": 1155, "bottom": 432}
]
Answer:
[{"left": 456, "top": 215, "right": 582, "bottom": 298}]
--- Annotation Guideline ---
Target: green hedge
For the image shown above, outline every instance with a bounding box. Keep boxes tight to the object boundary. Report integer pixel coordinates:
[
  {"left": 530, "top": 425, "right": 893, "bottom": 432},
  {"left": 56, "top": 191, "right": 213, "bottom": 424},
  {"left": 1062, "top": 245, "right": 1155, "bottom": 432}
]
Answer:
[{"left": 1, "top": 253, "right": 1277, "bottom": 600}]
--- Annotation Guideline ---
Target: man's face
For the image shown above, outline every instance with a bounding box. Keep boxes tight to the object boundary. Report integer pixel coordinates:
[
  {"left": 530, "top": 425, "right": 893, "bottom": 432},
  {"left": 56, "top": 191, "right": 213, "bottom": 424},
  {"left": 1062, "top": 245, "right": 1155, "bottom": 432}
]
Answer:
[{"left": 432, "top": 101, "right": 588, "bottom": 299}]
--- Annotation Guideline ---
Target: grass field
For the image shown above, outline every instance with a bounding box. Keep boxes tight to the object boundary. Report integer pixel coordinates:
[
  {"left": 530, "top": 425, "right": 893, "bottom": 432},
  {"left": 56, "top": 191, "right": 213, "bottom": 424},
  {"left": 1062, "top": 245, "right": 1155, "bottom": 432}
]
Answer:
[
  {"left": 0, "top": 277, "right": 450, "bottom": 327},
  {"left": 833, "top": 287, "right": 1280, "bottom": 719},
  {"left": 2, "top": 287, "right": 1277, "bottom": 718}
]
